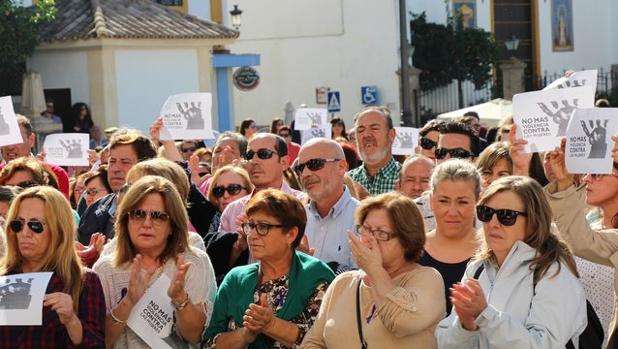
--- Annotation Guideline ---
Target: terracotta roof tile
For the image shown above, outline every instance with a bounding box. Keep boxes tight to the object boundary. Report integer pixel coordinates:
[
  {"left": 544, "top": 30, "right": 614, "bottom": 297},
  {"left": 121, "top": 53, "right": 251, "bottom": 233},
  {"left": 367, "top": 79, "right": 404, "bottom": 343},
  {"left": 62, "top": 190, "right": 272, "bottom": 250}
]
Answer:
[{"left": 39, "top": 0, "right": 239, "bottom": 42}]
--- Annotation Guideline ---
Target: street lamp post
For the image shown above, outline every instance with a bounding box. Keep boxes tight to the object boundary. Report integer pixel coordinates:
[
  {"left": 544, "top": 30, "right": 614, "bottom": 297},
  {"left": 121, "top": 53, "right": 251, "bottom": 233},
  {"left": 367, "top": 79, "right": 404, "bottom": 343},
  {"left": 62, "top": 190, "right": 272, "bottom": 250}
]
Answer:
[
  {"left": 399, "top": 0, "right": 413, "bottom": 127},
  {"left": 229, "top": 5, "right": 243, "bottom": 31}
]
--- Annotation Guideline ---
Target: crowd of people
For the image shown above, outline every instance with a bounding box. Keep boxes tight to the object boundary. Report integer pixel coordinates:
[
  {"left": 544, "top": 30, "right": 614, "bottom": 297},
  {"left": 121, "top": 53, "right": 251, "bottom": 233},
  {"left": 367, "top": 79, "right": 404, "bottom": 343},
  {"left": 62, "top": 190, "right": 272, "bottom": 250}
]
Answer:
[{"left": 0, "top": 102, "right": 616, "bottom": 349}]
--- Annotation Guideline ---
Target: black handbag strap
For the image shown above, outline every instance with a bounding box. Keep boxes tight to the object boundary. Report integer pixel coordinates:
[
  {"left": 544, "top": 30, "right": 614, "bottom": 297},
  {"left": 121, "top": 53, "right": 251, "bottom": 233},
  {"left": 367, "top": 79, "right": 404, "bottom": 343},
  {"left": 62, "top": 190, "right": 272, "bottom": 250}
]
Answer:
[{"left": 355, "top": 278, "right": 368, "bottom": 349}]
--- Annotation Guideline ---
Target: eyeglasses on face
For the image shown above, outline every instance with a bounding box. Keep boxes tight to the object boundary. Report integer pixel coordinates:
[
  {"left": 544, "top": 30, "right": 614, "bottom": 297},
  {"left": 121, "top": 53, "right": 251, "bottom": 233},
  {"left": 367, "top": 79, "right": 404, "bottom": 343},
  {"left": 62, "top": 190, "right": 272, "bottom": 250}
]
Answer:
[
  {"left": 244, "top": 148, "right": 276, "bottom": 161},
  {"left": 419, "top": 137, "right": 438, "bottom": 150},
  {"left": 357, "top": 225, "right": 393, "bottom": 241},
  {"left": 85, "top": 188, "right": 108, "bottom": 196},
  {"left": 127, "top": 209, "right": 169, "bottom": 225},
  {"left": 241, "top": 221, "right": 286, "bottom": 236},
  {"left": 10, "top": 218, "right": 46, "bottom": 234},
  {"left": 278, "top": 133, "right": 291, "bottom": 138},
  {"left": 181, "top": 147, "right": 196, "bottom": 153},
  {"left": 16, "top": 181, "right": 38, "bottom": 189},
  {"left": 476, "top": 205, "right": 527, "bottom": 226},
  {"left": 212, "top": 184, "right": 246, "bottom": 198},
  {"left": 293, "top": 158, "right": 340, "bottom": 175},
  {"left": 435, "top": 147, "right": 472, "bottom": 160}
]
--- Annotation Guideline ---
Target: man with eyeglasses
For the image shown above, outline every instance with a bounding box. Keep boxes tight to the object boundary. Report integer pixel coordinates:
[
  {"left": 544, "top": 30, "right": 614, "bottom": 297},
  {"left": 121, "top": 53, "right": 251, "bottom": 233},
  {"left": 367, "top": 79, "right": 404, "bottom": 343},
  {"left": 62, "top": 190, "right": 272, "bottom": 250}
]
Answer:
[
  {"left": 347, "top": 106, "right": 401, "bottom": 196},
  {"left": 218, "top": 133, "right": 302, "bottom": 234},
  {"left": 435, "top": 121, "right": 478, "bottom": 164},
  {"left": 296, "top": 138, "right": 359, "bottom": 272}
]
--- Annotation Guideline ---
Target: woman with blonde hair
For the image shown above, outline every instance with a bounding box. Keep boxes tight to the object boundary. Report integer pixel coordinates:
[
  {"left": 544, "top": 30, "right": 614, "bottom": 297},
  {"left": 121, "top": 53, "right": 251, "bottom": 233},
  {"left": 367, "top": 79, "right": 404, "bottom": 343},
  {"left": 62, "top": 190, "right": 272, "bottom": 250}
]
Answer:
[
  {"left": 302, "top": 192, "right": 445, "bottom": 348},
  {"left": 94, "top": 175, "right": 216, "bottom": 348},
  {"left": 0, "top": 186, "right": 105, "bottom": 347},
  {"left": 437, "top": 176, "right": 587, "bottom": 348}
]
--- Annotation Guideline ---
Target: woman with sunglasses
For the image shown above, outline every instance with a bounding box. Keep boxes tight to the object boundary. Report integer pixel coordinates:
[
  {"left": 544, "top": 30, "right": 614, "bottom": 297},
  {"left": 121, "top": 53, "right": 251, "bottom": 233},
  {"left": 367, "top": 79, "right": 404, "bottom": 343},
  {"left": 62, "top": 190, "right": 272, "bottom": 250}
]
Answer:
[
  {"left": 416, "top": 119, "right": 444, "bottom": 160},
  {"left": 240, "top": 118, "right": 259, "bottom": 141},
  {"left": 302, "top": 192, "right": 445, "bottom": 348},
  {"left": 94, "top": 175, "right": 216, "bottom": 348},
  {"left": 0, "top": 186, "right": 105, "bottom": 347},
  {"left": 206, "top": 165, "right": 253, "bottom": 233},
  {"left": 417, "top": 159, "right": 481, "bottom": 315},
  {"left": 0, "top": 157, "right": 59, "bottom": 190},
  {"left": 438, "top": 175, "right": 587, "bottom": 348},
  {"left": 204, "top": 189, "right": 335, "bottom": 349}
]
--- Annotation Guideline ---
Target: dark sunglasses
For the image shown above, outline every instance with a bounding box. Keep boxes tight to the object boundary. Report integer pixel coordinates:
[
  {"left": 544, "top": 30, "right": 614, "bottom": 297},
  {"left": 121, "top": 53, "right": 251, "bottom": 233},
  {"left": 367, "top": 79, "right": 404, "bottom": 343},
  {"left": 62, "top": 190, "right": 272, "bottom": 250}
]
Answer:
[
  {"left": 278, "top": 133, "right": 291, "bottom": 138},
  {"left": 16, "top": 181, "right": 38, "bottom": 189},
  {"left": 293, "top": 158, "right": 340, "bottom": 175},
  {"left": 244, "top": 148, "right": 276, "bottom": 160},
  {"left": 435, "top": 147, "right": 472, "bottom": 160},
  {"left": 419, "top": 137, "right": 438, "bottom": 150},
  {"left": 181, "top": 147, "right": 196, "bottom": 153},
  {"left": 212, "top": 184, "right": 245, "bottom": 198},
  {"left": 476, "top": 205, "right": 527, "bottom": 226},
  {"left": 128, "top": 209, "right": 169, "bottom": 225},
  {"left": 10, "top": 219, "right": 46, "bottom": 234}
]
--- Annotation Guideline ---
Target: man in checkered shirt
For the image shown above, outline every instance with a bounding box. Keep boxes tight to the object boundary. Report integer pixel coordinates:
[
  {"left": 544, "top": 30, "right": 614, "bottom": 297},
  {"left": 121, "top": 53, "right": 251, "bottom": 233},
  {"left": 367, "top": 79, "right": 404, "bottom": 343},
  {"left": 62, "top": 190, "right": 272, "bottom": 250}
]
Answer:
[{"left": 347, "top": 106, "right": 401, "bottom": 196}]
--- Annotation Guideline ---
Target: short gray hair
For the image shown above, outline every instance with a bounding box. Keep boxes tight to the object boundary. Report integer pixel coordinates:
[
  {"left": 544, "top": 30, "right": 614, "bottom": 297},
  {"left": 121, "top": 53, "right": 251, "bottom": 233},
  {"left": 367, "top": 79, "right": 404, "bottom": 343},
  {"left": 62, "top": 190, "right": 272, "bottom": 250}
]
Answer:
[
  {"left": 430, "top": 158, "right": 481, "bottom": 199},
  {"left": 215, "top": 132, "right": 248, "bottom": 156}
]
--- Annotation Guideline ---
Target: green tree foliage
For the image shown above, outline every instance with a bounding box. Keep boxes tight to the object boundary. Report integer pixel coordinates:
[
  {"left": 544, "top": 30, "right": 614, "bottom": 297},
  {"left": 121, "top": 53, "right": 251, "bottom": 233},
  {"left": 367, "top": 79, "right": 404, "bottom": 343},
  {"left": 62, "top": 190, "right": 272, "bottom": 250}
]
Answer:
[
  {"left": 410, "top": 12, "right": 498, "bottom": 92},
  {"left": 0, "top": 0, "right": 56, "bottom": 73}
]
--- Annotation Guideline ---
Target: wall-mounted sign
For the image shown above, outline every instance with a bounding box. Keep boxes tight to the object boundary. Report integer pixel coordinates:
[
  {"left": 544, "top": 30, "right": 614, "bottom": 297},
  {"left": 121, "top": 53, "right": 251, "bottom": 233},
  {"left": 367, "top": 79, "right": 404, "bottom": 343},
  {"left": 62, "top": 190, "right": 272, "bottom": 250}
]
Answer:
[
  {"left": 233, "top": 66, "right": 260, "bottom": 91},
  {"left": 316, "top": 87, "right": 329, "bottom": 104}
]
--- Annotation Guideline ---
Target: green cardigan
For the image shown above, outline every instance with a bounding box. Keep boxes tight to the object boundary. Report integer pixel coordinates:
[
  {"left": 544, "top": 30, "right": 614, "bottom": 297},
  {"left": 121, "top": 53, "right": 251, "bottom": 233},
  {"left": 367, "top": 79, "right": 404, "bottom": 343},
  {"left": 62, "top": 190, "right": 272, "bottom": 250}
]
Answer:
[{"left": 203, "top": 251, "right": 335, "bottom": 348}]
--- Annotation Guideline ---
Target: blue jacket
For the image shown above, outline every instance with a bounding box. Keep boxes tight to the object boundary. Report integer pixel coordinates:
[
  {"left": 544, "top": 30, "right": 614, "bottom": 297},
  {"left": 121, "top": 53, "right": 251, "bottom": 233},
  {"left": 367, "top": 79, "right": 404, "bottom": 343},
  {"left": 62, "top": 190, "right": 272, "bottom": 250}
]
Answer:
[{"left": 437, "top": 240, "right": 587, "bottom": 349}]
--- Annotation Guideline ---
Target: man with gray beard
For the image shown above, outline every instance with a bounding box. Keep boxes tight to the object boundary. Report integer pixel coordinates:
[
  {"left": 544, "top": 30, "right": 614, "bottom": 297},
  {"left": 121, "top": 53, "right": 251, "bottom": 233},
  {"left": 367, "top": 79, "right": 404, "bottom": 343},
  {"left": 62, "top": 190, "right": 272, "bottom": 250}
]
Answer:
[
  {"left": 296, "top": 138, "right": 358, "bottom": 272},
  {"left": 347, "top": 106, "right": 401, "bottom": 195}
]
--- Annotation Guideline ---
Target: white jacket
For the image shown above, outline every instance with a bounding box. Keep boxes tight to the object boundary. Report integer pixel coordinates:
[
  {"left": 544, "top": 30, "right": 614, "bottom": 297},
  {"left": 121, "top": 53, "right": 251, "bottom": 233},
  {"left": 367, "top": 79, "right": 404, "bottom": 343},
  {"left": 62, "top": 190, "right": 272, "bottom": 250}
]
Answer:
[{"left": 437, "top": 240, "right": 587, "bottom": 349}]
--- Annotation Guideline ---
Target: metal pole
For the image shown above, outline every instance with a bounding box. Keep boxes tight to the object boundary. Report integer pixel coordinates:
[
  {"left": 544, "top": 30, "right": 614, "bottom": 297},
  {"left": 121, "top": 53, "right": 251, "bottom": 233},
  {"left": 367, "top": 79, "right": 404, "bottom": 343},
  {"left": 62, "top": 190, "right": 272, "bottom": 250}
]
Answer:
[{"left": 399, "top": 0, "right": 413, "bottom": 126}]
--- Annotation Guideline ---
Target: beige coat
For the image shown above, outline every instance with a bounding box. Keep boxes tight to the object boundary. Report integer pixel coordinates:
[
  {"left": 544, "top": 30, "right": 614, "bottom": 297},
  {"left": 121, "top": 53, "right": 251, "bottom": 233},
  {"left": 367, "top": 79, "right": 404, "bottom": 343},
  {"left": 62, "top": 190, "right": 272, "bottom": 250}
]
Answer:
[{"left": 546, "top": 182, "right": 618, "bottom": 347}]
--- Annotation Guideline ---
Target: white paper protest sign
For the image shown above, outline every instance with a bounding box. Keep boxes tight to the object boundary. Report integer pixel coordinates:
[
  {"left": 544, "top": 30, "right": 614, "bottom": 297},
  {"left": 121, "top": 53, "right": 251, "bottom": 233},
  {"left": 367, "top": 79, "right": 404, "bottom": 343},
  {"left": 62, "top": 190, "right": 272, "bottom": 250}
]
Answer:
[
  {"left": 392, "top": 127, "right": 419, "bottom": 156},
  {"left": 159, "top": 93, "right": 214, "bottom": 140},
  {"left": 127, "top": 274, "right": 189, "bottom": 349},
  {"left": 43, "top": 133, "right": 90, "bottom": 166},
  {"left": 0, "top": 272, "right": 53, "bottom": 326},
  {"left": 0, "top": 96, "right": 27, "bottom": 148},
  {"left": 513, "top": 86, "right": 594, "bottom": 152},
  {"left": 543, "top": 69, "right": 598, "bottom": 91},
  {"left": 301, "top": 124, "right": 332, "bottom": 145},
  {"left": 565, "top": 108, "right": 618, "bottom": 174},
  {"left": 294, "top": 108, "right": 328, "bottom": 130}
]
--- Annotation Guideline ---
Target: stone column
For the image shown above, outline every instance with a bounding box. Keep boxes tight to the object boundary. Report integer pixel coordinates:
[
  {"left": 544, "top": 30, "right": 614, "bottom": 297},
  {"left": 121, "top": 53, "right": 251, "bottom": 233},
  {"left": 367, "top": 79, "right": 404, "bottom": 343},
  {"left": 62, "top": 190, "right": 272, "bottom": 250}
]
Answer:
[{"left": 500, "top": 57, "right": 526, "bottom": 100}]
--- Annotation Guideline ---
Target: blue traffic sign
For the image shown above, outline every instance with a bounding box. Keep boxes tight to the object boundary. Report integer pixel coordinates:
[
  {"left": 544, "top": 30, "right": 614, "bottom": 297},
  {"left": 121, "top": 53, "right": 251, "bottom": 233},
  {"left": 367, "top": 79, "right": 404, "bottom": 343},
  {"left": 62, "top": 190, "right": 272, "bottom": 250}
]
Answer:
[
  {"left": 361, "top": 86, "right": 378, "bottom": 105},
  {"left": 327, "top": 91, "right": 341, "bottom": 113}
]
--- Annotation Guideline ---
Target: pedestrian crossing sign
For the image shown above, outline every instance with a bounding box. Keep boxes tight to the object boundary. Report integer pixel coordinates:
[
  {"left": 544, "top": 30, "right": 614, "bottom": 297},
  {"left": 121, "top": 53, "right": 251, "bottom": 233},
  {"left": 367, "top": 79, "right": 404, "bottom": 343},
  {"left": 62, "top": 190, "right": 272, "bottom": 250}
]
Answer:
[{"left": 327, "top": 91, "right": 341, "bottom": 113}]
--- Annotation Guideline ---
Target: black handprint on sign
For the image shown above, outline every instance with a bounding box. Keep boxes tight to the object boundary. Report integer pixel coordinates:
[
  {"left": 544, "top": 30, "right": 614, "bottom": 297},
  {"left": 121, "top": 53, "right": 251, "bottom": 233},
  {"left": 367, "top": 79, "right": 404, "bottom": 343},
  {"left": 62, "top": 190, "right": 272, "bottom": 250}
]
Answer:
[
  {"left": 581, "top": 119, "right": 609, "bottom": 159},
  {"left": 60, "top": 139, "right": 83, "bottom": 158},
  {"left": 311, "top": 128, "right": 326, "bottom": 138},
  {"left": 537, "top": 99, "right": 579, "bottom": 136},
  {"left": 396, "top": 132, "right": 414, "bottom": 148},
  {"left": 0, "top": 107, "right": 10, "bottom": 136},
  {"left": 307, "top": 112, "right": 322, "bottom": 127},
  {"left": 177, "top": 102, "right": 205, "bottom": 130}
]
